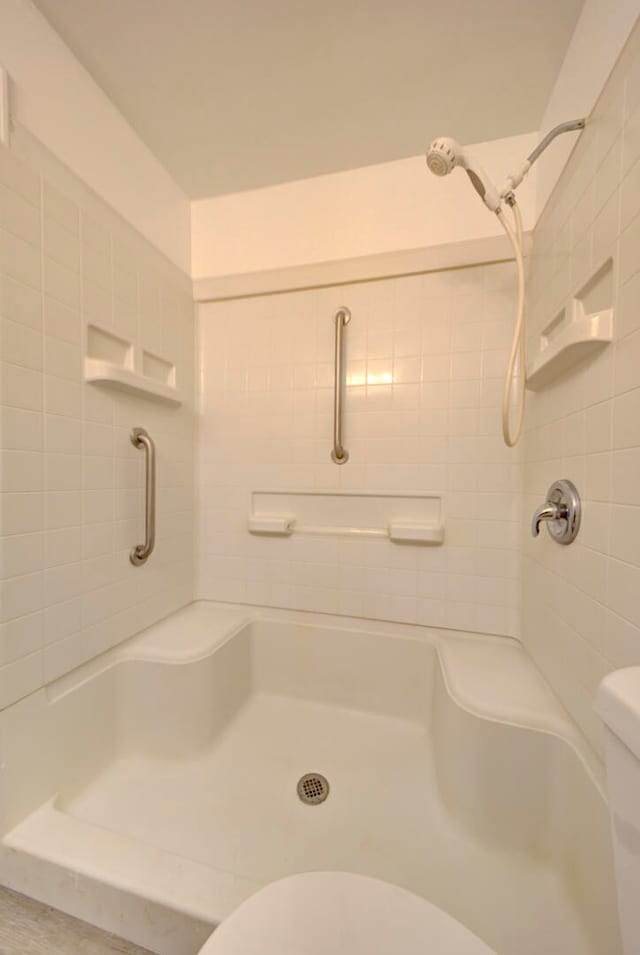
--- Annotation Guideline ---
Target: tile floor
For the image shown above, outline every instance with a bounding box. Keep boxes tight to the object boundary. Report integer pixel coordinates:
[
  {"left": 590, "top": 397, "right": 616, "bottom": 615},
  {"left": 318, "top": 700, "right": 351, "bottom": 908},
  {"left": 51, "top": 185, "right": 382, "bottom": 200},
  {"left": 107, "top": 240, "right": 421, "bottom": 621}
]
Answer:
[{"left": 0, "top": 884, "right": 154, "bottom": 954}]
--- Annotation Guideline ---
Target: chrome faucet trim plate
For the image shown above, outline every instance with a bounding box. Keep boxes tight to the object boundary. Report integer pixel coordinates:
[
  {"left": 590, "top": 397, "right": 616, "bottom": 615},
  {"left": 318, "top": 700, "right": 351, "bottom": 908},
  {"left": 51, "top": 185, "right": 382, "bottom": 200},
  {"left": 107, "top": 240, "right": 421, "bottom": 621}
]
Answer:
[{"left": 531, "top": 479, "right": 581, "bottom": 545}]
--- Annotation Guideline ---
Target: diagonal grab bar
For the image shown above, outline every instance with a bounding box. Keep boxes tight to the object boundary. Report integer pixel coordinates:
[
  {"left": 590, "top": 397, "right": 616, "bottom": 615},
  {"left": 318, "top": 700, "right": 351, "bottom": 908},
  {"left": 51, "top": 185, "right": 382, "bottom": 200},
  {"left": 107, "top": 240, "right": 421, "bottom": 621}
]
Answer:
[
  {"left": 129, "top": 427, "right": 156, "bottom": 565},
  {"left": 331, "top": 307, "right": 351, "bottom": 465}
]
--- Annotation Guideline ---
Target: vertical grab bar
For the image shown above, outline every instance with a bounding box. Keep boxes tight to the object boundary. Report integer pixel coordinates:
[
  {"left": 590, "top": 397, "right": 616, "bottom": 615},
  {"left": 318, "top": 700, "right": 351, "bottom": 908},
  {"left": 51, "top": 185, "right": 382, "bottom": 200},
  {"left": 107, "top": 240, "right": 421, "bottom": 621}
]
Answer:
[
  {"left": 331, "top": 306, "right": 351, "bottom": 464},
  {"left": 129, "top": 427, "right": 156, "bottom": 566}
]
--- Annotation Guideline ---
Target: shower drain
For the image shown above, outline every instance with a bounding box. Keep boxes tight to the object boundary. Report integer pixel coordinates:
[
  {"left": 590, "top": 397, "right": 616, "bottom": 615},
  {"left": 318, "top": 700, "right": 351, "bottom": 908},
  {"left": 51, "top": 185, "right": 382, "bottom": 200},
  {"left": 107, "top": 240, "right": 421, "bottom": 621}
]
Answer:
[{"left": 297, "top": 772, "right": 330, "bottom": 805}]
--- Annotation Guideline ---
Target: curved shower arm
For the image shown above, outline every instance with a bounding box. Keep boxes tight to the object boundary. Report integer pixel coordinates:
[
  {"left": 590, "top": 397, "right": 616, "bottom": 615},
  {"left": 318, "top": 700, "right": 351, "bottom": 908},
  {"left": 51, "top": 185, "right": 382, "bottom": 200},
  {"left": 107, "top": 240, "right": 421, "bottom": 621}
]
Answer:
[
  {"left": 501, "top": 118, "right": 586, "bottom": 197},
  {"left": 527, "top": 118, "right": 587, "bottom": 165}
]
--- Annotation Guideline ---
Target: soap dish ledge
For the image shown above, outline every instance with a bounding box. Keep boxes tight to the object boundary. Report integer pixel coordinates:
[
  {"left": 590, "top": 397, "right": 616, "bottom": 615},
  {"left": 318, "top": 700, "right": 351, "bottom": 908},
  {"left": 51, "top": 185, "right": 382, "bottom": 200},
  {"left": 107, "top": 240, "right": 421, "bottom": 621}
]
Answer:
[{"left": 84, "top": 358, "right": 183, "bottom": 405}]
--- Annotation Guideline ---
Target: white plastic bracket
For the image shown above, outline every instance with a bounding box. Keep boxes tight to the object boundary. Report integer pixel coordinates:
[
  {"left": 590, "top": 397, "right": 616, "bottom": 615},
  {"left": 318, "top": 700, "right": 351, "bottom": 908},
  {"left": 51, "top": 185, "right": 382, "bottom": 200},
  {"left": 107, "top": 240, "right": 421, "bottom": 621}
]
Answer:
[
  {"left": 388, "top": 522, "right": 444, "bottom": 545},
  {"left": 0, "top": 66, "right": 10, "bottom": 147},
  {"left": 248, "top": 515, "right": 295, "bottom": 536}
]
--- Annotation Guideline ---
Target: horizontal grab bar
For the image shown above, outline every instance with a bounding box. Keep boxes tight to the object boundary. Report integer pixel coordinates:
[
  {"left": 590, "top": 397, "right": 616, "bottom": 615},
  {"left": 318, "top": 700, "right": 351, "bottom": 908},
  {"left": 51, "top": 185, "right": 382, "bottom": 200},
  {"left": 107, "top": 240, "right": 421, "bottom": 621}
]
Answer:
[{"left": 248, "top": 514, "right": 444, "bottom": 544}]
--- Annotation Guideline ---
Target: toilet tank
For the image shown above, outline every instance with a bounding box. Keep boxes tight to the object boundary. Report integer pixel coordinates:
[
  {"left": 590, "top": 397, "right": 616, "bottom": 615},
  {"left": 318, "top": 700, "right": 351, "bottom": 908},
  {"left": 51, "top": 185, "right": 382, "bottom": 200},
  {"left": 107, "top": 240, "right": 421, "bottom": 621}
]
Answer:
[{"left": 597, "top": 667, "right": 640, "bottom": 955}]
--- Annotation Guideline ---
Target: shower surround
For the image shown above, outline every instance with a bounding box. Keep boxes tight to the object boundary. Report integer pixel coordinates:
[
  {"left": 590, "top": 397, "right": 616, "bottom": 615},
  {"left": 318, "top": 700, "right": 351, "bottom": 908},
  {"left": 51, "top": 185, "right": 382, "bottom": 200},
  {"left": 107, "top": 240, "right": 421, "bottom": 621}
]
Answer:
[
  {"left": 2, "top": 8, "right": 640, "bottom": 955},
  {"left": 522, "top": 16, "right": 640, "bottom": 756}
]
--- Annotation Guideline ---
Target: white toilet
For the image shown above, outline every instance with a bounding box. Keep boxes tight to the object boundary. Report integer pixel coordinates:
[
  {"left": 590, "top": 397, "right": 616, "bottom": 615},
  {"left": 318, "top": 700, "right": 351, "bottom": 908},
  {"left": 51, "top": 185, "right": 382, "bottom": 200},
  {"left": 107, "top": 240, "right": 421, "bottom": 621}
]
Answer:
[
  {"left": 196, "top": 870, "right": 498, "bottom": 954},
  {"left": 597, "top": 666, "right": 640, "bottom": 955}
]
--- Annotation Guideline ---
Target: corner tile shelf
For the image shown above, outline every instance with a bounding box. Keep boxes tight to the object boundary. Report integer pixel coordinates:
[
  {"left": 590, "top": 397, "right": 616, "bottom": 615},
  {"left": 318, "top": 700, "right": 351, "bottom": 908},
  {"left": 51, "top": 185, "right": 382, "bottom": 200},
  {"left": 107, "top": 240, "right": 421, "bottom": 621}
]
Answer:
[
  {"left": 526, "top": 258, "right": 614, "bottom": 391},
  {"left": 526, "top": 306, "right": 613, "bottom": 390},
  {"left": 84, "top": 358, "right": 182, "bottom": 406}
]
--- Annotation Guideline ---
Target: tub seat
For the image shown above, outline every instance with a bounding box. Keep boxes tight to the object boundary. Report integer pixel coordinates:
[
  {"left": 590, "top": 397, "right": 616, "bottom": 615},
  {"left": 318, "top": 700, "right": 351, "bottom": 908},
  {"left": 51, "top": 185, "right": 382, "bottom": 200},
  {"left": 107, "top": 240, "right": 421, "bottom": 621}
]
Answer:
[
  {"left": 197, "top": 871, "right": 497, "bottom": 954},
  {"left": 0, "top": 600, "right": 614, "bottom": 955}
]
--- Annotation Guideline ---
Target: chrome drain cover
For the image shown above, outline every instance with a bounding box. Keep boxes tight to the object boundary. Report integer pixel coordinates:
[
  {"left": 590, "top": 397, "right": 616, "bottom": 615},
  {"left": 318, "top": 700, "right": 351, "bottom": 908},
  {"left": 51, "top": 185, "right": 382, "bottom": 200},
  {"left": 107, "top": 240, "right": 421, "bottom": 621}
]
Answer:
[{"left": 297, "top": 772, "right": 330, "bottom": 805}]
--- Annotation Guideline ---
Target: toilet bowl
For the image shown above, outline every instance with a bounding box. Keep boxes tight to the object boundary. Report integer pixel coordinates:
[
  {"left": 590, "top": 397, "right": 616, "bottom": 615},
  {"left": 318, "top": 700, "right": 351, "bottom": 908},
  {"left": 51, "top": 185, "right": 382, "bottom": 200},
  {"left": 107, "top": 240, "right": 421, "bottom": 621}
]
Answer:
[
  {"left": 197, "top": 871, "right": 498, "bottom": 954},
  {"left": 598, "top": 666, "right": 640, "bottom": 954}
]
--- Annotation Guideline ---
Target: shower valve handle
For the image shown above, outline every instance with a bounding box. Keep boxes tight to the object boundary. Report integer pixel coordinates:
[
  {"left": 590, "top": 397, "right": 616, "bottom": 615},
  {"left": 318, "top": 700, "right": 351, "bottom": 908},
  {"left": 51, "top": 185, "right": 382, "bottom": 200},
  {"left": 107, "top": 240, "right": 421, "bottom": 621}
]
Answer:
[{"left": 531, "top": 501, "right": 566, "bottom": 536}]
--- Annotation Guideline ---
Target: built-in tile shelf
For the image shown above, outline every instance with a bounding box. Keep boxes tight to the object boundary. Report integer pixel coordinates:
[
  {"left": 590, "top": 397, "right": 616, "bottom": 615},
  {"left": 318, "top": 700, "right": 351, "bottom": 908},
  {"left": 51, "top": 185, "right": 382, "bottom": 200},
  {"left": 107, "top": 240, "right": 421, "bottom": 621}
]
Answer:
[
  {"left": 248, "top": 491, "right": 444, "bottom": 545},
  {"left": 526, "top": 259, "right": 613, "bottom": 391},
  {"left": 84, "top": 358, "right": 182, "bottom": 405},
  {"left": 84, "top": 325, "right": 181, "bottom": 405}
]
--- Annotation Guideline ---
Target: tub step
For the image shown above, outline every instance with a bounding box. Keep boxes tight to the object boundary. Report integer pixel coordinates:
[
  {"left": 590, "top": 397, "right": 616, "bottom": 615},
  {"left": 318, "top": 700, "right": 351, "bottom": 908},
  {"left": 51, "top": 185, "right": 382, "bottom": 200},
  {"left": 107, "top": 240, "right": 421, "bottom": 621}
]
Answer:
[{"left": 1, "top": 802, "right": 258, "bottom": 955}]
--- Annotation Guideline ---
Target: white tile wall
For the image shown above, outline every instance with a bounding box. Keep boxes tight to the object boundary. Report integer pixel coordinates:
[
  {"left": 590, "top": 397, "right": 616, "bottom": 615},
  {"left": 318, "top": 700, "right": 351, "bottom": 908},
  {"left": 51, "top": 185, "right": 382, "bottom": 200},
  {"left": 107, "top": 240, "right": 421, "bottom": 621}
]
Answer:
[
  {"left": 0, "top": 127, "right": 194, "bottom": 708},
  {"left": 196, "top": 264, "right": 521, "bottom": 636},
  {"left": 522, "top": 17, "right": 640, "bottom": 755}
]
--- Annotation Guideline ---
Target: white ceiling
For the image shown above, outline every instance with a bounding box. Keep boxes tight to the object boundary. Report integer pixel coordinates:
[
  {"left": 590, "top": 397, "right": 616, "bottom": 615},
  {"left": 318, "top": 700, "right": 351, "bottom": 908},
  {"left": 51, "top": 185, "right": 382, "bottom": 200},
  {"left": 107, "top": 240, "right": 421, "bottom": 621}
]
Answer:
[{"left": 33, "top": 0, "right": 584, "bottom": 199}]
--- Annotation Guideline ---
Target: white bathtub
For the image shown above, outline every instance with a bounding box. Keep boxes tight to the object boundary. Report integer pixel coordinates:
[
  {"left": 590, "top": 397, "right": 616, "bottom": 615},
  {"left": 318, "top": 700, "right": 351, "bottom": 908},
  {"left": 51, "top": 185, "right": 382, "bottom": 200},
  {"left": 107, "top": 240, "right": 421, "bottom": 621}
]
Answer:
[{"left": 0, "top": 602, "right": 621, "bottom": 955}]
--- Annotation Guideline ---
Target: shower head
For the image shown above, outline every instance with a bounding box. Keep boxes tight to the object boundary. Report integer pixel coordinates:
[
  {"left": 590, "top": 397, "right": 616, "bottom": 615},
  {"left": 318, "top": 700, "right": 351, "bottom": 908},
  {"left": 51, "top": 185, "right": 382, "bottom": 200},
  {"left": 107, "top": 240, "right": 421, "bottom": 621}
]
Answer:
[
  {"left": 426, "top": 136, "right": 462, "bottom": 177},
  {"left": 426, "top": 136, "right": 501, "bottom": 212},
  {"left": 426, "top": 119, "right": 588, "bottom": 448}
]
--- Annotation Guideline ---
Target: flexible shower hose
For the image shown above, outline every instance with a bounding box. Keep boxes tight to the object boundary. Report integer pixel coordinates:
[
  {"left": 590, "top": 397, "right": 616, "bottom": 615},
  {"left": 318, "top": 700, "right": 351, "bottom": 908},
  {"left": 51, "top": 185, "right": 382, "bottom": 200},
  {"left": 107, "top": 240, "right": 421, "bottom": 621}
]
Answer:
[{"left": 496, "top": 201, "right": 526, "bottom": 447}]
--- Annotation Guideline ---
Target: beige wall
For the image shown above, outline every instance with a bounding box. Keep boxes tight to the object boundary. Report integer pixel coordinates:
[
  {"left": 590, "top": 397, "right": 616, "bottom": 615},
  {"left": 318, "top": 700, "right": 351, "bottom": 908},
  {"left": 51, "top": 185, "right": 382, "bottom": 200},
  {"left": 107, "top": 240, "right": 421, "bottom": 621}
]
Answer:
[
  {"left": 535, "top": 0, "right": 640, "bottom": 213},
  {"left": 0, "top": 0, "right": 190, "bottom": 272},
  {"left": 190, "top": 134, "right": 539, "bottom": 280}
]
